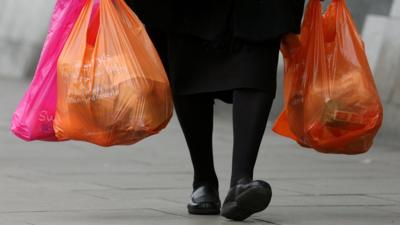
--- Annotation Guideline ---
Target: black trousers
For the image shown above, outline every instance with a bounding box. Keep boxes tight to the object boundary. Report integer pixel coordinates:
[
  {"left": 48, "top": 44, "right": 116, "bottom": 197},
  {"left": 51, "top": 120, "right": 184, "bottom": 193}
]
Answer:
[{"left": 172, "top": 89, "right": 274, "bottom": 189}]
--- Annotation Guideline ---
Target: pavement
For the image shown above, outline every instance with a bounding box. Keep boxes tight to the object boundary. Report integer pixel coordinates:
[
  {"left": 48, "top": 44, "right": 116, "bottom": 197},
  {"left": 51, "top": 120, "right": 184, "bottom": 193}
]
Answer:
[{"left": 0, "top": 79, "right": 399, "bottom": 225}]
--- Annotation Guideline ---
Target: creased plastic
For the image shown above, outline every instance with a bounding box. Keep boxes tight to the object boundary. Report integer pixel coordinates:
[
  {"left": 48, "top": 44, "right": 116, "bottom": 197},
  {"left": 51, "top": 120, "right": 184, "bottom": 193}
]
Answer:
[
  {"left": 272, "top": 0, "right": 383, "bottom": 154},
  {"left": 11, "top": 0, "right": 86, "bottom": 141},
  {"left": 54, "top": 0, "right": 173, "bottom": 147}
]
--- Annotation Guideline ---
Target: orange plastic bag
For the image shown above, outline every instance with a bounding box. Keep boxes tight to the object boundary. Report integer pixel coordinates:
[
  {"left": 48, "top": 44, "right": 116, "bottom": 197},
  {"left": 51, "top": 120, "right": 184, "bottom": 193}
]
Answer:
[
  {"left": 54, "top": 0, "right": 173, "bottom": 147},
  {"left": 273, "top": 0, "right": 383, "bottom": 154}
]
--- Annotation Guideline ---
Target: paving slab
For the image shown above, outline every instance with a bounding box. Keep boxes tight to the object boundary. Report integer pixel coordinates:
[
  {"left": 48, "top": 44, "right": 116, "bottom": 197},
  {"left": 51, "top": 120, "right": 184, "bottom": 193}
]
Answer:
[{"left": 0, "top": 79, "right": 399, "bottom": 225}]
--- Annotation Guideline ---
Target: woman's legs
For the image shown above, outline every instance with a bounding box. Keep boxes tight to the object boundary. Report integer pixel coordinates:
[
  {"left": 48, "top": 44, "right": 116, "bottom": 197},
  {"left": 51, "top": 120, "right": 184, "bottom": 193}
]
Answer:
[
  {"left": 172, "top": 93, "right": 219, "bottom": 190},
  {"left": 173, "top": 88, "right": 274, "bottom": 189},
  {"left": 230, "top": 88, "right": 275, "bottom": 187}
]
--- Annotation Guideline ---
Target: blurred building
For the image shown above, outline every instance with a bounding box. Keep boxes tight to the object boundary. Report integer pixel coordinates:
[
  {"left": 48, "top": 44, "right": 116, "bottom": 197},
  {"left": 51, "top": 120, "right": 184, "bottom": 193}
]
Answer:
[
  {"left": 363, "top": 0, "right": 400, "bottom": 146},
  {"left": 0, "top": 0, "right": 54, "bottom": 79},
  {"left": 0, "top": 0, "right": 399, "bottom": 146}
]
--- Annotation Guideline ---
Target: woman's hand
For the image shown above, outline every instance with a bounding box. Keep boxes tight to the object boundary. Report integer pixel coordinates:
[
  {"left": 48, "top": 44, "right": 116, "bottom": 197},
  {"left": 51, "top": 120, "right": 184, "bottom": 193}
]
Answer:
[
  {"left": 282, "top": 0, "right": 325, "bottom": 56},
  {"left": 281, "top": 33, "right": 301, "bottom": 58}
]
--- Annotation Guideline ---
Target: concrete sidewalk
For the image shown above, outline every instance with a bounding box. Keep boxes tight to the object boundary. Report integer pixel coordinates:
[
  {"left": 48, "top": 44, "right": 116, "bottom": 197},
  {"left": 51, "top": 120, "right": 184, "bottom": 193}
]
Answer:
[{"left": 0, "top": 79, "right": 399, "bottom": 225}]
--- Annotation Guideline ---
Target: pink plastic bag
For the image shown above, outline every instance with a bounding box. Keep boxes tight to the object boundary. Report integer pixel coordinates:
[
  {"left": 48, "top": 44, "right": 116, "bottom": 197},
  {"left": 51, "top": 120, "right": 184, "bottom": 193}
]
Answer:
[{"left": 11, "top": 0, "right": 86, "bottom": 141}]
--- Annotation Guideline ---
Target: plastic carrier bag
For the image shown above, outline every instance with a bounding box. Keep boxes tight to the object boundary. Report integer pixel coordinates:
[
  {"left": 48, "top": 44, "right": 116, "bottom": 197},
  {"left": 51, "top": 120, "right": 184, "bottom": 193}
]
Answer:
[
  {"left": 11, "top": 0, "right": 86, "bottom": 141},
  {"left": 54, "top": 0, "right": 173, "bottom": 147},
  {"left": 273, "top": 0, "right": 383, "bottom": 154}
]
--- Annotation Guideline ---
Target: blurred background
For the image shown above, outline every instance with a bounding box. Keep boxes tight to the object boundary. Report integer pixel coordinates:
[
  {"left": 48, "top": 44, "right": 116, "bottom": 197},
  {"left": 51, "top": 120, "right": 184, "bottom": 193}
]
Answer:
[{"left": 0, "top": 0, "right": 399, "bottom": 146}]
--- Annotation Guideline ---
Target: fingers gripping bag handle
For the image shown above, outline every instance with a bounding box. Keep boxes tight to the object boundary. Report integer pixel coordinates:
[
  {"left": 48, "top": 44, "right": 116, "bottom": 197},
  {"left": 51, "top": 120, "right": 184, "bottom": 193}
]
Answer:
[
  {"left": 272, "top": 0, "right": 328, "bottom": 147},
  {"left": 10, "top": 0, "right": 86, "bottom": 141},
  {"left": 54, "top": 0, "right": 173, "bottom": 147}
]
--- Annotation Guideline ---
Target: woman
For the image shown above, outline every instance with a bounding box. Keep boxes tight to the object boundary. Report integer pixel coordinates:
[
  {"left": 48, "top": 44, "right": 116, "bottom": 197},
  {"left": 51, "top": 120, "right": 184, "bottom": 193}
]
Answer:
[{"left": 126, "top": 0, "right": 310, "bottom": 221}]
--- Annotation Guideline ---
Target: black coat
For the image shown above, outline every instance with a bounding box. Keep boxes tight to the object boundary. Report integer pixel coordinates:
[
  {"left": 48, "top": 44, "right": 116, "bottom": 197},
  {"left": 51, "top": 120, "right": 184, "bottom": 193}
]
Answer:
[{"left": 126, "top": 0, "right": 305, "bottom": 41}]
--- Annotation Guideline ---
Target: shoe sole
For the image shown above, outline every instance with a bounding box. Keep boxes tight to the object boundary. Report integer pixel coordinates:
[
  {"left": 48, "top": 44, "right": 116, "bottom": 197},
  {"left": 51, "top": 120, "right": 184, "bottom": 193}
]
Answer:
[
  {"left": 188, "top": 202, "right": 221, "bottom": 215},
  {"left": 221, "top": 185, "right": 272, "bottom": 221}
]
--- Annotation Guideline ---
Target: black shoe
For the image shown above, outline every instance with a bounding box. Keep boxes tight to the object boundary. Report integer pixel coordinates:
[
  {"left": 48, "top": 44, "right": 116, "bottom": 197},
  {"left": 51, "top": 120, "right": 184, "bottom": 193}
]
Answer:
[
  {"left": 187, "top": 184, "right": 221, "bottom": 215},
  {"left": 221, "top": 178, "right": 272, "bottom": 221}
]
